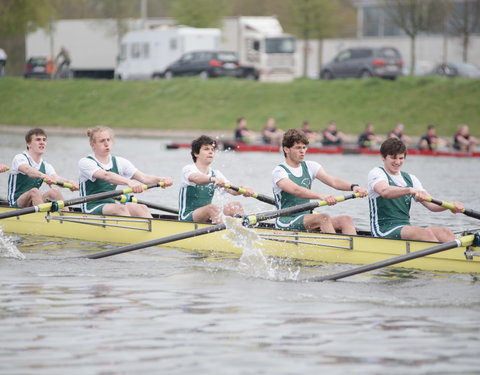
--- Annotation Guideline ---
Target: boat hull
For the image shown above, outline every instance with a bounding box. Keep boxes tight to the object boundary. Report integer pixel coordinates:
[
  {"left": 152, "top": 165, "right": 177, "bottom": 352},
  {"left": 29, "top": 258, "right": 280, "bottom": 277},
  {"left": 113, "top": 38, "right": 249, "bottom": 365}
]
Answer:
[{"left": 1, "top": 207, "right": 478, "bottom": 273}]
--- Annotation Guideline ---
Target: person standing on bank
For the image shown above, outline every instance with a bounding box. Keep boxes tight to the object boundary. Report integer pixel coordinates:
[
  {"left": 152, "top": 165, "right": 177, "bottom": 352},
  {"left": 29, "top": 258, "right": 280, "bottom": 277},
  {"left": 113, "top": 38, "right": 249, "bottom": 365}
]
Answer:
[
  {"left": 368, "top": 138, "right": 463, "bottom": 242},
  {"left": 272, "top": 129, "right": 368, "bottom": 235},
  {"left": 79, "top": 126, "right": 173, "bottom": 217},
  {"left": 7, "top": 128, "right": 79, "bottom": 208},
  {"left": 179, "top": 135, "right": 253, "bottom": 224}
]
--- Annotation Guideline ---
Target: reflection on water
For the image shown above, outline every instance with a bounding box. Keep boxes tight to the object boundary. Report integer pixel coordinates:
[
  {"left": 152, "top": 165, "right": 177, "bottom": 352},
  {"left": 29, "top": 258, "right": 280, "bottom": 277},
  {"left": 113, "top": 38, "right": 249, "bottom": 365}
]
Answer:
[{"left": 0, "top": 134, "right": 479, "bottom": 374}]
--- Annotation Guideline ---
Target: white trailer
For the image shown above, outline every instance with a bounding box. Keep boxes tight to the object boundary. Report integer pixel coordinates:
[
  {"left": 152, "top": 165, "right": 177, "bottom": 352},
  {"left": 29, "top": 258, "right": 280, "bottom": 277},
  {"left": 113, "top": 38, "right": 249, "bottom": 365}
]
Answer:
[
  {"left": 26, "top": 19, "right": 121, "bottom": 78},
  {"left": 114, "top": 27, "right": 220, "bottom": 80},
  {"left": 221, "top": 16, "right": 296, "bottom": 82}
]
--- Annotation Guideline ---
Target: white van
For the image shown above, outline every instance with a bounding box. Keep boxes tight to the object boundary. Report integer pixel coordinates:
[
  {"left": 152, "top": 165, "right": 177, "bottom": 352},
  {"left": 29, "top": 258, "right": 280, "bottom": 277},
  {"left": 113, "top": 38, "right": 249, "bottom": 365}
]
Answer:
[{"left": 114, "top": 26, "right": 220, "bottom": 80}]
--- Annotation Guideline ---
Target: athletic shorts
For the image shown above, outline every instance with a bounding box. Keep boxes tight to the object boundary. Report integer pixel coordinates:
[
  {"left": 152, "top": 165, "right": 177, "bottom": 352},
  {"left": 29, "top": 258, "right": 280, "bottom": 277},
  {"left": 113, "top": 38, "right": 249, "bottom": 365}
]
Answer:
[
  {"left": 179, "top": 211, "right": 194, "bottom": 222},
  {"left": 275, "top": 214, "right": 306, "bottom": 231},
  {"left": 373, "top": 224, "right": 406, "bottom": 239}
]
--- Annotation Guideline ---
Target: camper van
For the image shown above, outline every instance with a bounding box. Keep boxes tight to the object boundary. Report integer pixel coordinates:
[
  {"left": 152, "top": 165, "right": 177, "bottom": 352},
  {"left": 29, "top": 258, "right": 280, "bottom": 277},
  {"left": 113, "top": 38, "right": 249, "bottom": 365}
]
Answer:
[{"left": 114, "top": 27, "right": 221, "bottom": 80}]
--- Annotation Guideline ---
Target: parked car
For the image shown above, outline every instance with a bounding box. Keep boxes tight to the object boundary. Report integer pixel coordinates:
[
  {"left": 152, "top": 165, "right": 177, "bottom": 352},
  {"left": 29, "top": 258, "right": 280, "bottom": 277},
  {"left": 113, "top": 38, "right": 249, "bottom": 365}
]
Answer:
[
  {"left": 162, "top": 50, "right": 257, "bottom": 79},
  {"left": 430, "top": 62, "right": 480, "bottom": 78},
  {"left": 320, "top": 47, "right": 403, "bottom": 80},
  {"left": 24, "top": 57, "right": 52, "bottom": 78}
]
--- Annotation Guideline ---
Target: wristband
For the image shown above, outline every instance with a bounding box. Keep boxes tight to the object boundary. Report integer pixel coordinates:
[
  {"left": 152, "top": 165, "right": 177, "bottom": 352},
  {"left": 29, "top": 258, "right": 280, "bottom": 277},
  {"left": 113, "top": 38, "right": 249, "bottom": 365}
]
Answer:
[{"left": 350, "top": 184, "right": 359, "bottom": 191}]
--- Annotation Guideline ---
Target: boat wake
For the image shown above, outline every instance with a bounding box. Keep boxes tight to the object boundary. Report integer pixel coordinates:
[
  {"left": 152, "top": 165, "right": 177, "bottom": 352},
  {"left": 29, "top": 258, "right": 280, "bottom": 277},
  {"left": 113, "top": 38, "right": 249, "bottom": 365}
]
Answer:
[
  {"left": 223, "top": 217, "right": 300, "bottom": 281},
  {"left": 0, "top": 226, "right": 25, "bottom": 260}
]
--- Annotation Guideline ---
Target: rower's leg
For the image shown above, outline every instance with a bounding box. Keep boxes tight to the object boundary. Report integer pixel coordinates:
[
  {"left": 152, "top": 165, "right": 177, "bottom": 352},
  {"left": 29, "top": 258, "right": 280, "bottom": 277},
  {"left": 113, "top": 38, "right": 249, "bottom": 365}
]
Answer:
[
  {"left": 331, "top": 215, "right": 357, "bottom": 235},
  {"left": 304, "top": 213, "right": 335, "bottom": 233}
]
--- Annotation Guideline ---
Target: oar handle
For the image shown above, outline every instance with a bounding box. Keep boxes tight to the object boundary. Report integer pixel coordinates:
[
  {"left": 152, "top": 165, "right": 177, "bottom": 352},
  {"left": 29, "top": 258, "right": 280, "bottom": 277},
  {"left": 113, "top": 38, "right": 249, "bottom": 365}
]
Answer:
[
  {"left": 427, "top": 197, "right": 480, "bottom": 220},
  {"left": 44, "top": 178, "right": 74, "bottom": 189},
  {"left": 115, "top": 195, "right": 138, "bottom": 203},
  {"left": 243, "top": 193, "right": 360, "bottom": 226},
  {"left": 223, "top": 184, "right": 276, "bottom": 205}
]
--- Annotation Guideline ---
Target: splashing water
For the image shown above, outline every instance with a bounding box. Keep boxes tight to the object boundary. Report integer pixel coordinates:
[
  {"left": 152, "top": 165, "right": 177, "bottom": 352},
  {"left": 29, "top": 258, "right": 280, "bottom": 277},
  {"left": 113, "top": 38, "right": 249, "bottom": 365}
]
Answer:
[
  {"left": 0, "top": 226, "right": 25, "bottom": 260},
  {"left": 223, "top": 217, "right": 300, "bottom": 281}
]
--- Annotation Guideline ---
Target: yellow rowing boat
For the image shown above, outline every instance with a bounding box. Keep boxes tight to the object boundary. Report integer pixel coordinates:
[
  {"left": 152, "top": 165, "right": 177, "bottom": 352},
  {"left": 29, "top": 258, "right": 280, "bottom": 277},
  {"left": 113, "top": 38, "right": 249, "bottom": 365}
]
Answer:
[{"left": 0, "top": 206, "right": 478, "bottom": 273}]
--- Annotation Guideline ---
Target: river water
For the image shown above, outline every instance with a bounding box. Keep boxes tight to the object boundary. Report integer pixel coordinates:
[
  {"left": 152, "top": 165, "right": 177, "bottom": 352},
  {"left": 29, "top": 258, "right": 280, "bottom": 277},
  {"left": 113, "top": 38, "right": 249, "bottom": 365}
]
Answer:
[{"left": 0, "top": 133, "right": 479, "bottom": 374}]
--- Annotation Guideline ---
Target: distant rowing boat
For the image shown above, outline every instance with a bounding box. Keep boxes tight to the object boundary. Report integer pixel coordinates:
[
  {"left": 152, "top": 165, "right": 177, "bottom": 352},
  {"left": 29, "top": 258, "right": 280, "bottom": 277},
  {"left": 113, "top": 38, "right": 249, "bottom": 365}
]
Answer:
[
  {"left": 1, "top": 206, "right": 479, "bottom": 274},
  {"left": 166, "top": 141, "right": 480, "bottom": 158}
]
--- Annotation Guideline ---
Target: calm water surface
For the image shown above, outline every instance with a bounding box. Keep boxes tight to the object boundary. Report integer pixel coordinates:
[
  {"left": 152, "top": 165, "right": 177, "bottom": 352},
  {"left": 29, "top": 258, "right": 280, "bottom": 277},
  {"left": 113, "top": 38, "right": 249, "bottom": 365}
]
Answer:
[{"left": 0, "top": 134, "right": 479, "bottom": 374}]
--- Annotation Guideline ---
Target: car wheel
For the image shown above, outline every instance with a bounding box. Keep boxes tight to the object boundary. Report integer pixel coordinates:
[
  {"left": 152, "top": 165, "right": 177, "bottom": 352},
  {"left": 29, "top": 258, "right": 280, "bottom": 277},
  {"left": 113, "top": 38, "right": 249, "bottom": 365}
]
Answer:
[
  {"left": 360, "top": 70, "right": 373, "bottom": 79},
  {"left": 164, "top": 71, "right": 173, "bottom": 80},
  {"left": 152, "top": 73, "right": 162, "bottom": 80},
  {"left": 199, "top": 71, "right": 209, "bottom": 79},
  {"left": 321, "top": 70, "right": 333, "bottom": 80},
  {"left": 244, "top": 72, "right": 257, "bottom": 80}
]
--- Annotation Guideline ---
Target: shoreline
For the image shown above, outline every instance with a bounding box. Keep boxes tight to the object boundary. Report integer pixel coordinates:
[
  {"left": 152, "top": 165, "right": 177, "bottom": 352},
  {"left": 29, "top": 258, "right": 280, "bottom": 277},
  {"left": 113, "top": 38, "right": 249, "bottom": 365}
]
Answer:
[{"left": 0, "top": 124, "right": 431, "bottom": 145}]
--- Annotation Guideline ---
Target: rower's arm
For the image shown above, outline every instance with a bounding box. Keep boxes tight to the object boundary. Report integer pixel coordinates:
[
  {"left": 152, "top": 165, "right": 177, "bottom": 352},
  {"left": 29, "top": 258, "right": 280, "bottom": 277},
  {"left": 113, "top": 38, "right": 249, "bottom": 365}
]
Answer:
[{"left": 374, "top": 180, "right": 416, "bottom": 199}]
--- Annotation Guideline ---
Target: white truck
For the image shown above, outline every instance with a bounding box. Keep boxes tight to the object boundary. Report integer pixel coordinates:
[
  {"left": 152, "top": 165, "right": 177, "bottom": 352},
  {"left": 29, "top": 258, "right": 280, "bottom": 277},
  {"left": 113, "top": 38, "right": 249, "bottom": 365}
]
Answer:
[
  {"left": 114, "top": 26, "right": 221, "bottom": 80},
  {"left": 221, "top": 17, "right": 296, "bottom": 81}
]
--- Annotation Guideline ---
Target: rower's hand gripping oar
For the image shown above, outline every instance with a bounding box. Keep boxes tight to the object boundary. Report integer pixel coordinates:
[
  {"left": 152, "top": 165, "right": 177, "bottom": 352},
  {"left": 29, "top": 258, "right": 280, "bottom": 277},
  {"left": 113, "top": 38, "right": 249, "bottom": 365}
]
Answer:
[
  {"left": 223, "top": 184, "right": 276, "bottom": 205},
  {"left": 311, "top": 234, "right": 478, "bottom": 282},
  {"left": 426, "top": 197, "right": 480, "bottom": 220},
  {"left": 43, "top": 178, "right": 77, "bottom": 190},
  {"left": 85, "top": 193, "right": 361, "bottom": 260},
  {"left": 0, "top": 183, "right": 165, "bottom": 220}
]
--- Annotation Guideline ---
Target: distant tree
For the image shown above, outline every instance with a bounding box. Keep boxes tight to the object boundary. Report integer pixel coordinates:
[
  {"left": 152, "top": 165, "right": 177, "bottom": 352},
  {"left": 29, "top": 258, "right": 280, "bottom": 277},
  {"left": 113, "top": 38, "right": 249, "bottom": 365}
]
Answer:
[
  {"left": 448, "top": 0, "right": 480, "bottom": 62},
  {"left": 0, "top": 0, "right": 54, "bottom": 36},
  {"left": 383, "top": 0, "right": 443, "bottom": 75},
  {"left": 287, "top": 0, "right": 337, "bottom": 77},
  {"left": 170, "top": 0, "right": 227, "bottom": 28}
]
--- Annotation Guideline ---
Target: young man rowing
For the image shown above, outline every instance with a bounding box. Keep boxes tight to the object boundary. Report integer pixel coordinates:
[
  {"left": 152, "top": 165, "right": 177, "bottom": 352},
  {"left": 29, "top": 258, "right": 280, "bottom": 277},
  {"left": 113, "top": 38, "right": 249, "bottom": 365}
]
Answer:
[
  {"left": 7, "top": 128, "right": 78, "bottom": 208},
  {"left": 78, "top": 126, "right": 173, "bottom": 217},
  {"left": 179, "top": 135, "right": 253, "bottom": 224},
  {"left": 368, "top": 138, "right": 464, "bottom": 241},
  {"left": 272, "top": 129, "right": 367, "bottom": 234}
]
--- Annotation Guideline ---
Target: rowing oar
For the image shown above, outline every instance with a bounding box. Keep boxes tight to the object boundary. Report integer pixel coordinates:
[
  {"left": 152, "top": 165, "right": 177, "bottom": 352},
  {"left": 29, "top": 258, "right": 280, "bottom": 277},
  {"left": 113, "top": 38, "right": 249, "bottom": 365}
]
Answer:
[
  {"left": 0, "top": 183, "right": 164, "bottom": 220},
  {"left": 223, "top": 184, "right": 276, "bottom": 205},
  {"left": 426, "top": 197, "right": 480, "bottom": 220},
  {"left": 84, "top": 193, "right": 360, "bottom": 260},
  {"left": 115, "top": 194, "right": 179, "bottom": 214},
  {"left": 311, "top": 234, "right": 477, "bottom": 282}
]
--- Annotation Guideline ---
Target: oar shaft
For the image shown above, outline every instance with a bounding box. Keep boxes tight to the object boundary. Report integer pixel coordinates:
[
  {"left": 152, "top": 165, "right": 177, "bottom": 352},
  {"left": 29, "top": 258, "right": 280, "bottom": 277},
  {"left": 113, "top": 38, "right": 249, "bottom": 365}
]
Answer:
[
  {"left": 312, "top": 235, "right": 474, "bottom": 282},
  {"left": 136, "top": 199, "right": 179, "bottom": 214},
  {"left": 244, "top": 193, "right": 359, "bottom": 226},
  {"left": 223, "top": 184, "right": 276, "bottom": 205},
  {"left": 0, "top": 182, "right": 163, "bottom": 220},
  {"left": 86, "top": 223, "right": 227, "bottom": 259},
  {"left": 428, "top": 197, "right": 480, "bottom": 220}
]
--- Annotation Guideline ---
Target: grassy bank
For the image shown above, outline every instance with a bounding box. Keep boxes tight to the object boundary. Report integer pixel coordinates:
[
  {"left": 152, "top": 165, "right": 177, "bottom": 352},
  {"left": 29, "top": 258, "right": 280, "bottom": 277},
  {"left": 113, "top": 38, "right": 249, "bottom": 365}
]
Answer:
[{"left": 0, "top": 76, "right": 479, "bottom": 137}]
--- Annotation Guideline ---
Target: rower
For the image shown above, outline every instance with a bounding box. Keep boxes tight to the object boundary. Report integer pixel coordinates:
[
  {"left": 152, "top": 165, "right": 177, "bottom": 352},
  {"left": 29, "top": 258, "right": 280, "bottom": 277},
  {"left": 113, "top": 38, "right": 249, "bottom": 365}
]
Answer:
[
  {"left": 78, "top": 126, "right": 173, "bottom": 217},
  {"left": 7, "top": 128, "right": 78, "bottom": 208},
  {"left": 368, "top": 138, "right": 464, "bottom": 242},
  {"left": 272, "top": 128, "right": 367, "bottom": 235},
  {"left": 178, "top": 135, "right": 253, "bottom": 224}
]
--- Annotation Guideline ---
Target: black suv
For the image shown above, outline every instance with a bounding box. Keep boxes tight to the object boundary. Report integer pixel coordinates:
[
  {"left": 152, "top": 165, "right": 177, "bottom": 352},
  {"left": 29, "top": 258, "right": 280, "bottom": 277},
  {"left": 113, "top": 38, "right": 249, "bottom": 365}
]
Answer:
[
  {"left": 320, "top": 47, "right": 403, "bottom": 80},
  {"left": 162, "top": 50, "right": 257, "bottom": 79}
]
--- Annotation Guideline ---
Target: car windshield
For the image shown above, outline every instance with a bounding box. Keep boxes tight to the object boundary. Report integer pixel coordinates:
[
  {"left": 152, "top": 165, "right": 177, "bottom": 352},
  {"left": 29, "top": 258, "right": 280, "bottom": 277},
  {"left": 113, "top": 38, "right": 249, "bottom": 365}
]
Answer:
[
  {"left": 265, "top": 37, "right": 295, "bottom": 54},
  {"left": 29, "top": 57, "right": 47, "bottom": 65},
  {"left": 217, "top": 52, "right": 238, "bottom": 62}
]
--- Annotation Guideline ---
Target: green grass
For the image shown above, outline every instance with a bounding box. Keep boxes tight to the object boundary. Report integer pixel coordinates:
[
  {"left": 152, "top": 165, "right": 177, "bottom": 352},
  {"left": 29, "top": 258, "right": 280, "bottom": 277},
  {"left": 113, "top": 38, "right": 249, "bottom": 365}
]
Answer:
[{"left": 0, "top": 76, "right": 479, "bottom": 137}]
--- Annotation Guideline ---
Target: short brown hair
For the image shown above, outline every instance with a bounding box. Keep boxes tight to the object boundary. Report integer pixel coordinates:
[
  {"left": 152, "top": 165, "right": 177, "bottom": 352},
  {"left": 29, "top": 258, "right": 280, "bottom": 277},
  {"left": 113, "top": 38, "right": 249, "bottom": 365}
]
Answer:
[
  {"left": 282, "top": 129, "right": 309, "bottom": 156},
  {"left": 380, "top": 137, "right": 407, "bottom": 158},
  {"left": 25, "top": 128, "right": 47, "bottom": 144},
  {"left": 191, "top": 135, "right": 216, "bottom": 162}
]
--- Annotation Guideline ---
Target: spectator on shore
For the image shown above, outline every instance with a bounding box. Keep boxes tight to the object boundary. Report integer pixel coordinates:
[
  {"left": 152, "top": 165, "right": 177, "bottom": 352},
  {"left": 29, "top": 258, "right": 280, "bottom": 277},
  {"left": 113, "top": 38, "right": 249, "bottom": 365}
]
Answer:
[
  {"left": 0, "top": 48, "right": 7, "bottom": 76},
  {"left": 418, "top": 125, "right": 446, "bottom": 150},
  {"left": 322, "top": 121, "right": 346, "bottom": 146},
  {"left": 388, "top": 123, "right": 411, "bottom": 146},
  {"left": 262, "top": 117, "right": 284, "bottom": 145},
  {"left": 453, "top": 124, "right": 478, "bottom": 152},
  {"left": 301, "top": 121, "right": 322, "bottom": 143},
  {"left": 358, "top": 123, "right": 379, "bottom": 148},
  {"left": 234, "top": 117, "right": 257, "bottom": 143}
]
